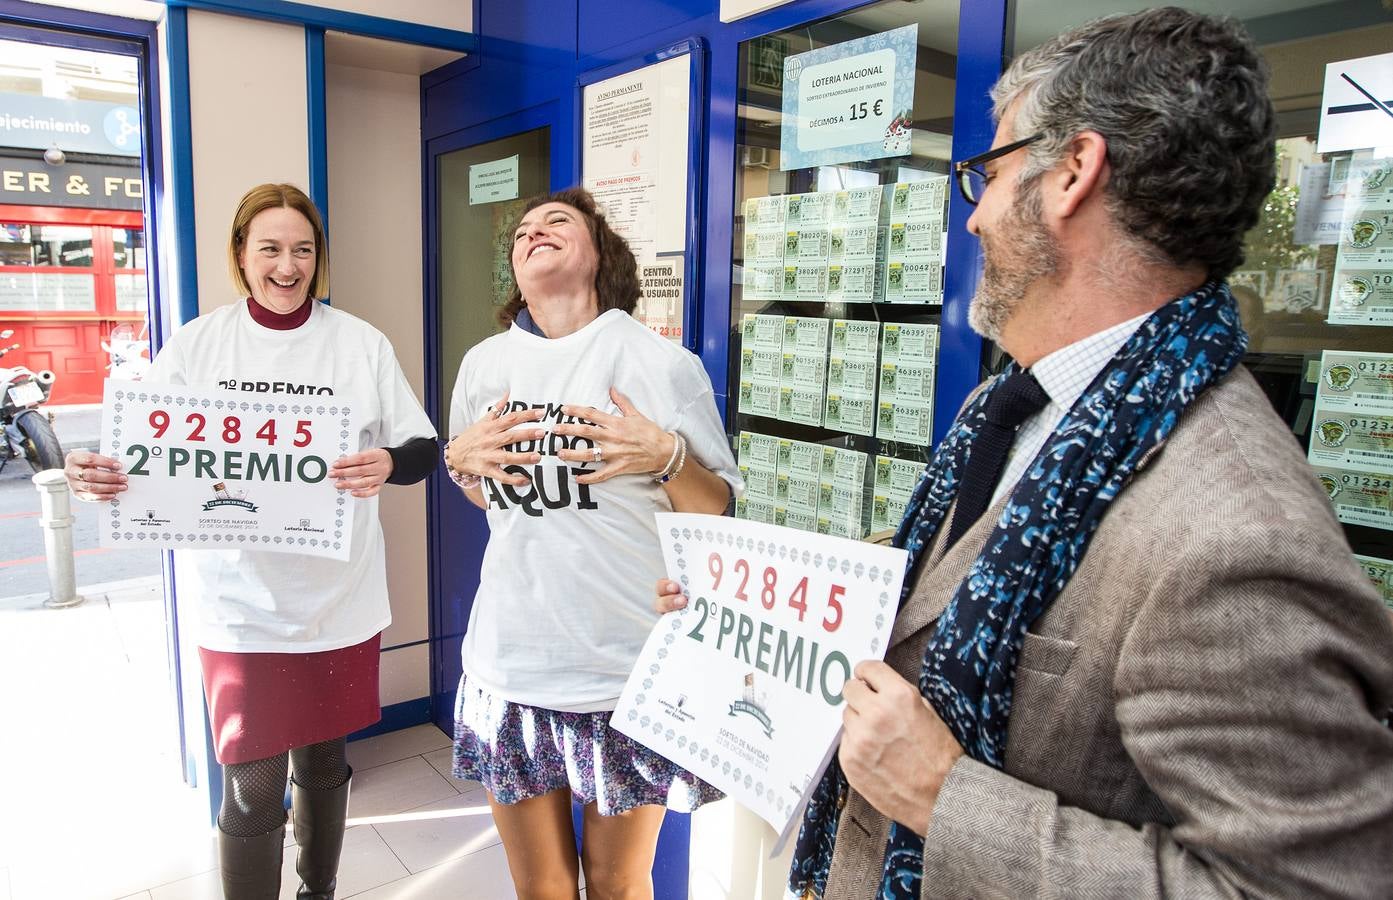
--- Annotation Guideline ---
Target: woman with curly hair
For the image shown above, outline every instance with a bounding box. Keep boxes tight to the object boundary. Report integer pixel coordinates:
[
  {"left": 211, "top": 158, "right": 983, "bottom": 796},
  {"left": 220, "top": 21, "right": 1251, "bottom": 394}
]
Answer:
[{"left": 443, "top": 187, "right": 741, "bottom": 898}]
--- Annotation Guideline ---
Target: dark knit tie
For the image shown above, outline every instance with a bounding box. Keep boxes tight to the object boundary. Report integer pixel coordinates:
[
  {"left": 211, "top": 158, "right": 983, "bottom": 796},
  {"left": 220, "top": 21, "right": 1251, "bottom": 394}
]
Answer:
[{"left": 944, "top": 371, "right": 1050, "bottom": 550}]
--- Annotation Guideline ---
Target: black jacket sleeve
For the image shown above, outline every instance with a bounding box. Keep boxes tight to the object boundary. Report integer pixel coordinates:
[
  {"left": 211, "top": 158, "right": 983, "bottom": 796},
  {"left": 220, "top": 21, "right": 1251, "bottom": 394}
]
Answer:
[{"left": 384, "top": 436, "right": 438, "bottom": 486}]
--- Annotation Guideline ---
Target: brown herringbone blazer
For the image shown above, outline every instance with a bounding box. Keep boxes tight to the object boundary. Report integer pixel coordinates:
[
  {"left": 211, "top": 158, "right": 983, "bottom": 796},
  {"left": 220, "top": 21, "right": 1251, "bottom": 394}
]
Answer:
[{"left": 825, "top": 366, "right": 1393, "bottom": 899}]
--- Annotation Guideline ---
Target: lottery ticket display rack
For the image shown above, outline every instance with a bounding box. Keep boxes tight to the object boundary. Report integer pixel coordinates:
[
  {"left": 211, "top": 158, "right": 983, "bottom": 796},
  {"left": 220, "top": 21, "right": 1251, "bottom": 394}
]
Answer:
[{"left": 726, "top": 8, "right": 964, "bottom": 542}]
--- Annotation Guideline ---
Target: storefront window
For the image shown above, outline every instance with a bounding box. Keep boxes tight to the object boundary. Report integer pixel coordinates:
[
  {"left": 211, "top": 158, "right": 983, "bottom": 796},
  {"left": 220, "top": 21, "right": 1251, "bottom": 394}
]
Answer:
[
  {"left": 1009, "top": 1, "right": 1393, "bottom": 605},
  {"left": 731, "top": 0, "right": 959, "bottom": 538},
  {"left": 112, "top": 227, "right": 145, "bottom": 269},
  {"left": 0, "top": 223, "right": 94, "bottom": 267},
  {"left": 0, "top": 272, "right": 96, "bottom": 310}
]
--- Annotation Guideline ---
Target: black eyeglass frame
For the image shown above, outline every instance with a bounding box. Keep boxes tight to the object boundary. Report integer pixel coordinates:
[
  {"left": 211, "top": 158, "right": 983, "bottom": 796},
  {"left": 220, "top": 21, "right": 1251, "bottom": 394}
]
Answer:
[{"left": 953, "top": 133, "right": 1044, "bottom": 205}]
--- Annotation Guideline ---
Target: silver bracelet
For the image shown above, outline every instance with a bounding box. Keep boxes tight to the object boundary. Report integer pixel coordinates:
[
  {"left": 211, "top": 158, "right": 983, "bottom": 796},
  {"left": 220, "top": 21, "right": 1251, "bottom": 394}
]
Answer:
[
  {"left": 651, "top": 431, "right": 681, "bottom": 481},
  {"left": 656, "top": 434, "right": 687, "bottom": 484}
]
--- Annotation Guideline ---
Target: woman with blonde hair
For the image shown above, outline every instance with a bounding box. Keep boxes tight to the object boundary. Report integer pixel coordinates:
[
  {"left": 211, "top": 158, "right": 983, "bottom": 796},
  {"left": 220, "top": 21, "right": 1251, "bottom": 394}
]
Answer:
[{"left": 64, "top": 183, "right": 436, "bottom": 898}]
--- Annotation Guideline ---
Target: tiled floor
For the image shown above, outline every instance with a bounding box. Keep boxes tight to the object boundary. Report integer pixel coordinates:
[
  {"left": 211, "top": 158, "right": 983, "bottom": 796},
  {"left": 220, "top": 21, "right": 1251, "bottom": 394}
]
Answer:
[{"left": 0, "top": 579, "right": 556, "bottom": 900}]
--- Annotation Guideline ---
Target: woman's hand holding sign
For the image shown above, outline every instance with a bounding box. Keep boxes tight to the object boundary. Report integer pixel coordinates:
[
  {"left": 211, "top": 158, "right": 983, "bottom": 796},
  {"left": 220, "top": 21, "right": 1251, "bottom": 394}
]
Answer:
[
  {"left": 329, "top": 449, "right": 394, "bottom": 498},
  {"left": 654, "top": 578, "right": 687, "bottom": 613},
  {"left": 64, "top": 450, "right": 126, "bottom": 502}
]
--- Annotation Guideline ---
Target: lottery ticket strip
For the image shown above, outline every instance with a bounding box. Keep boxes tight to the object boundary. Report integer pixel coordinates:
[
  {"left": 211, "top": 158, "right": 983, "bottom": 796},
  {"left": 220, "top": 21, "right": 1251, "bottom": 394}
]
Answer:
[{"left": 1310, "top": 349, "right": 1393, "bottom": 609}]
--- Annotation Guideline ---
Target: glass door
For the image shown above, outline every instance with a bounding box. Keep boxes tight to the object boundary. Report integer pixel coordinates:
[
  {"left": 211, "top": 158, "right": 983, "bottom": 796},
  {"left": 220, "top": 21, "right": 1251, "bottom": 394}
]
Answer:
[{"left": 430, "top": 125, "right": 549, "bottom": 730}]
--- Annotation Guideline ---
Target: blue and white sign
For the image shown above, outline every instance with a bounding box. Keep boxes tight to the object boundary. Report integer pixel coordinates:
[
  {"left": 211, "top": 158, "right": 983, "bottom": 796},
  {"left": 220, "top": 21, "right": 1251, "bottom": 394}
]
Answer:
[
  {"left": 0, "top": 93, "right": 141, "bottom": 157},
  {"left": 779, "top": 24, "right": 917, "bottom": 172}
]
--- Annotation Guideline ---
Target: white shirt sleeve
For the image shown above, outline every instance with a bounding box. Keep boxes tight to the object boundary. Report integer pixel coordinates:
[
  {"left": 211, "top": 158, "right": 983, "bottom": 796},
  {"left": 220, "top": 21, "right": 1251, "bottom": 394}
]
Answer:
[{"left": 373, "top": 336, "right": 436, "bottom": 447}]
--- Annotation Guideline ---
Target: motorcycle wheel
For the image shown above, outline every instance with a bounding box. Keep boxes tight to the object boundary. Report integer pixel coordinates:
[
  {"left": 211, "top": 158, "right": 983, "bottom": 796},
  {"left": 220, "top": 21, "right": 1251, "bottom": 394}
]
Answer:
[{"left": 17, "top": 411, "right": 64, "bottom": 473}]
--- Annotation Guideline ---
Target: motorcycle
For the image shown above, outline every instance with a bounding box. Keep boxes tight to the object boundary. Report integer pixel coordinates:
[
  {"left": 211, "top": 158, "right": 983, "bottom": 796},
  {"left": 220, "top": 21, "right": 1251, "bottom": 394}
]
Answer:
[
  {"left": 0, "top": 329, "right": 63, "bottom": 474},
  {"left": 102, "top": 321, "right": 151, "bottom": 382}
]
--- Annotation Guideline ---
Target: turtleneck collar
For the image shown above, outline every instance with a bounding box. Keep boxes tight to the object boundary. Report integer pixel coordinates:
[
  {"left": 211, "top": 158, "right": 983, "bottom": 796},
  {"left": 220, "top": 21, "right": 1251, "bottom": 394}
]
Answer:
[{"left": 246, "top": 297, "right": 314, "bottom": 330}]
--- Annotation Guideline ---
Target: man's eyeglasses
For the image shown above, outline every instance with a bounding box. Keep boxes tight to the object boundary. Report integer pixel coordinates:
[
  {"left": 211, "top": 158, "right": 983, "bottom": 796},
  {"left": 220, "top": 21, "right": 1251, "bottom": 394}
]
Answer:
[{"left": 953, "top": 133, "right": 1043, "bottom": 205}]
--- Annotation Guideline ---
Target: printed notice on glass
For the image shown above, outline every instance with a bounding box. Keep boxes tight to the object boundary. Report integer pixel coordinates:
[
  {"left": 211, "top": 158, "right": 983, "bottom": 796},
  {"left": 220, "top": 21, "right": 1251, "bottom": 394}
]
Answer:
[
  {"left": 99, "top": 381, "right": 357, "bottom": 560},
  {"left": 1316, "top": 52, "right": 1393, "bottom": 154},
  {"left": 1315, "top": 350, "right": 1393, "bottom": 413},
  {"left": 584, "top": 54, "right": 692, "bottom": 334},
  {"left": 637, "top": 256, "right": 684, "bottom": 342},
  {"left": 613, "top": 512, "right": 906, "bottom": 849},
  {"left": 1354, "top": 553, "right": 1393, "bottom": 610},
  {"left": 779, "top": 24, "right": 918, "bottom": 171},
  {"left": 1314, "top": 467, "right": 1393, "bottom": 531},
  {"left": 468, "top": 155, "right": 519, "bottom": 205},
  {"left": 1328, "top": 157, "right": 1393, "bottom": 325},
  {"left": 1308, "top": 404, "right": 1393, "bottom": 473}
]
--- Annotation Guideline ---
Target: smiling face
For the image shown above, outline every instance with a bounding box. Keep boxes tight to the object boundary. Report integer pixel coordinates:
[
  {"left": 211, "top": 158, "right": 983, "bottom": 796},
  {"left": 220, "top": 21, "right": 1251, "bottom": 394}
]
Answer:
[
  {"left": 239, "top": 206, "right": 317, "bottom": 315},
  {"left": 510, "top": 201, "right": 599, "bottom": 299}
]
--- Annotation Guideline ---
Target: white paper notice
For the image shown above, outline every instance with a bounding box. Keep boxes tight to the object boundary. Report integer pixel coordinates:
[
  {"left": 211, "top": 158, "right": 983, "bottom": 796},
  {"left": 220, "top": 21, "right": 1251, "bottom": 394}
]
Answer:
[
  {"left": 1317, "top": 52, "right": 1393, "bottom": 154},
  {"left": 469, "top": 155, "right": 519, "bottom": 205},
  {"left": 613, "top": 513, "right": 906, "bottom": 850},
  {"left": 99, "top": 381, "right": 357, "bottom": 560},
  {"left": 583, "top": 55, "right": 691, "bottom": 259}
]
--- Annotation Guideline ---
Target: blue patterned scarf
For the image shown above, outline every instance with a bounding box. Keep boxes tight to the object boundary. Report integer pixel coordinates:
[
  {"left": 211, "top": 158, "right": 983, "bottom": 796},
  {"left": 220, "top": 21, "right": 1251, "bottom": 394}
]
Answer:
[{"left": 787, "top": 282, "right": 1247, "bottom": 899}]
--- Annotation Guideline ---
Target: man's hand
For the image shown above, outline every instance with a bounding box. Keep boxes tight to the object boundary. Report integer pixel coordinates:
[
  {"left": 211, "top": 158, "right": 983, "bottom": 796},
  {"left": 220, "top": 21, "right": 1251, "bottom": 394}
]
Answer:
[{"left": 839, "top": 660, "right": 964, "bottom": 837}]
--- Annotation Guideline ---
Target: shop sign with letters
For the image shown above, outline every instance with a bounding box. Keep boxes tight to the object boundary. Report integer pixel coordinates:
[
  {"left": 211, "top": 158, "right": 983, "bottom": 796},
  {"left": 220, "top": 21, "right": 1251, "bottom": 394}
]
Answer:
[{"left": 779, "top": 24, "right": 918, "bottom": 171}]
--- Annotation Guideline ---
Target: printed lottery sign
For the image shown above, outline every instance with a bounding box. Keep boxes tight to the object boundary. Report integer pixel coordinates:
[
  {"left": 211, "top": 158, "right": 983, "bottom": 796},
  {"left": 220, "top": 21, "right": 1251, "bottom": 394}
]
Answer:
[
  {"left": 99, "top": 380, "right": 357, "bottom": 560},
  {"left": 613, "top": 513, "right": 906, "bottom": 849}
]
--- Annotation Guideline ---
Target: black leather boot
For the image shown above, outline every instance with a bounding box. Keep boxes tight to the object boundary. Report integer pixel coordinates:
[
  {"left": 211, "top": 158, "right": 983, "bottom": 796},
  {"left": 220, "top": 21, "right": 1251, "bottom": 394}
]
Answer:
[
  {"left": 290, "top": 767, "right": 352, "bottom": 900},
  {"left": 217, "top": 821, "right": 285, "bottom": 899}
]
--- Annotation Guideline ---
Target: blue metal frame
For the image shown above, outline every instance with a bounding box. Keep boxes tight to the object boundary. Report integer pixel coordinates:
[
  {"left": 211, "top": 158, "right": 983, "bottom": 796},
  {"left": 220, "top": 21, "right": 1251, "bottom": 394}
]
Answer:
[
  {"left": 165, "top": 6, "right": 202, "bottom": 328},
  {"left": 305, "top": 26, "right": 329, "bottom": 238},
  {"left": 165, "top": 0, "right": 478, "bottom": 53},
  {"left": 575, "top": 38, "right": 709, "bottom": 352},
  {"left": 936, "top": 0, "right": 1005, "bottom": 440}
]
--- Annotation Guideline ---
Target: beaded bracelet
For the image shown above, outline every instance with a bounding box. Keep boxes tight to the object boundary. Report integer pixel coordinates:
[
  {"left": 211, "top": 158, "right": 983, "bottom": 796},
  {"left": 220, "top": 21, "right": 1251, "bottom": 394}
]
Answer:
[
  {"left": 655, "top": 433, "right": 688, "bottom": 484},
  {"left": 442, "top": 436, "right": 481, "bottom": 490}
]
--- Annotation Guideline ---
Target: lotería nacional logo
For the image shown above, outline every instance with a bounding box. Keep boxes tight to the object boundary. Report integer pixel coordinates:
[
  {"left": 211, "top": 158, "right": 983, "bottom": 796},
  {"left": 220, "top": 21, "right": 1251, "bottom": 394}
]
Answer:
[
  {"left": 1318, "top": 473, "right": 1341, "bottom": 500},
  {"left": 201, "top": 481, "right": 258, "bottom": 513},
  {"left": 1317, "top": 419, "right": 1350, "bottom": 447},
  {"left": 659, "top": 691, "right": 695, "bottom": 724},
  {"left": 1325, "top": 364, "right": 1355, "bottom": 392},
  {"left": 728, "top": 672, "right": 773, "bottom": 738},
  {"left": 140, "top": 508, "right": 172, "bottom": 527}
]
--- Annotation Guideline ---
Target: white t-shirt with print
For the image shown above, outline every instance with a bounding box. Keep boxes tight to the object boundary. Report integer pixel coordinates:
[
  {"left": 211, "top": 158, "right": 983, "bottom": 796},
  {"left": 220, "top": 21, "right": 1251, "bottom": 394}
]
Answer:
[
  {"left": 147, "top": 300, "right": 436, "bottom": 653},
  {"left": 448, "top": 309, "right": 742, "bottom": 712}
]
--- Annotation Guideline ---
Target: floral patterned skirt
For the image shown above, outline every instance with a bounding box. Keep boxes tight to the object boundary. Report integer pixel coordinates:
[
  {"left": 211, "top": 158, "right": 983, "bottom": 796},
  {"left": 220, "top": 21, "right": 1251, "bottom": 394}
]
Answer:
[{"left": 452, "top": 674, "right": 723, "bottom": 816}]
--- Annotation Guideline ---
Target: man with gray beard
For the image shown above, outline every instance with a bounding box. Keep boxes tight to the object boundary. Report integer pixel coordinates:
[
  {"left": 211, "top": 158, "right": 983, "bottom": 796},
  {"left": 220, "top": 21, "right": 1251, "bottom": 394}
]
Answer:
[{"left": 782, "top": 7, "right": 1393, "bottom": 899}]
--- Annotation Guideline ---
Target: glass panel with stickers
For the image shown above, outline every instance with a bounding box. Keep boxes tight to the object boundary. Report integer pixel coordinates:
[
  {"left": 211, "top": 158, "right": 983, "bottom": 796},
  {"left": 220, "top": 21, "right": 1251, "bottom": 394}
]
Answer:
[
  {"left": 730, "top": 0, "right": 960, "bottom": 541},
  {"left": 1010, "top": 0, "right": 1393, "bottom": 612}
]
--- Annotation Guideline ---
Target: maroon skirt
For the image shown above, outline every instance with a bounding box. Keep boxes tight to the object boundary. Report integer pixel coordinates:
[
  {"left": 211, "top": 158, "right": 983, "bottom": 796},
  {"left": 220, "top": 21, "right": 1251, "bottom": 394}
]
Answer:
[{"left": 198, "top": 633, "right": 382, "bottom": 765}]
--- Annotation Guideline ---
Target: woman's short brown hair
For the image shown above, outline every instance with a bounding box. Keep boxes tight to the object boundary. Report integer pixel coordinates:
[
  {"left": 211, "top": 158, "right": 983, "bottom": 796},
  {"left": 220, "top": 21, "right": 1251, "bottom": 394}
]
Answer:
[
  {"left": 227, "top": 183, "right": 330, "bottom": 300},
  {"left": 498, "top": 187, "right": 640, "bottom": 328}
]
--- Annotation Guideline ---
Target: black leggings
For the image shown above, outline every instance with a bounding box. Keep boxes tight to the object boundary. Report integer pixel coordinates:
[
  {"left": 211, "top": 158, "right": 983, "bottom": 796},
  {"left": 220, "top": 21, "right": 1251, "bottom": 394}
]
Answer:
[{"left": 218, "top": 736, "right": 349, "bottom": 837}]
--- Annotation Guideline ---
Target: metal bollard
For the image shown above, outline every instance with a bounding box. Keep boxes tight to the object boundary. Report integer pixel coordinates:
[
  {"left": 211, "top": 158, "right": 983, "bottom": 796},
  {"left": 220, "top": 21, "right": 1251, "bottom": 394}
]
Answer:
[{"left": 31, "top": 469, "right": 85, "bottom": 609}]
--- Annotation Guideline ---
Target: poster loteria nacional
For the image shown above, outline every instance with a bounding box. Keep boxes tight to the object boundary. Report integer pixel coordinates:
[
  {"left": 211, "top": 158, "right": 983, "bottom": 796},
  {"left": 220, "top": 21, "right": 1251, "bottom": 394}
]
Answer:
[
  {"left": 779, "top": 24, "right": 919, "bottom": 171},
  {"left": 99, "top": 381, "right": 357, "bottom": 560},
  {"left": 613, "top": 512, "right": 906, "bottom": 848}
]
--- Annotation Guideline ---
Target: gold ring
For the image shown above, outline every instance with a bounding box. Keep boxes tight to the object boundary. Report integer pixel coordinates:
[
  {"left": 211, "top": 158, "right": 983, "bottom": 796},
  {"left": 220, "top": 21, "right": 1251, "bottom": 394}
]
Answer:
[{"left": 78, "top": 468, "right": 87, "bottom": 482}]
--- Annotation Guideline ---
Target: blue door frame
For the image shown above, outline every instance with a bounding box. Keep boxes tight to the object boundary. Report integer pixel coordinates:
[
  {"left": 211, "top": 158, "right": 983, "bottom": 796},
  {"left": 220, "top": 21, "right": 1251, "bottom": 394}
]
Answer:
[{"left": 422, "top": 0, "right": 1006, "bottom": 894}]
